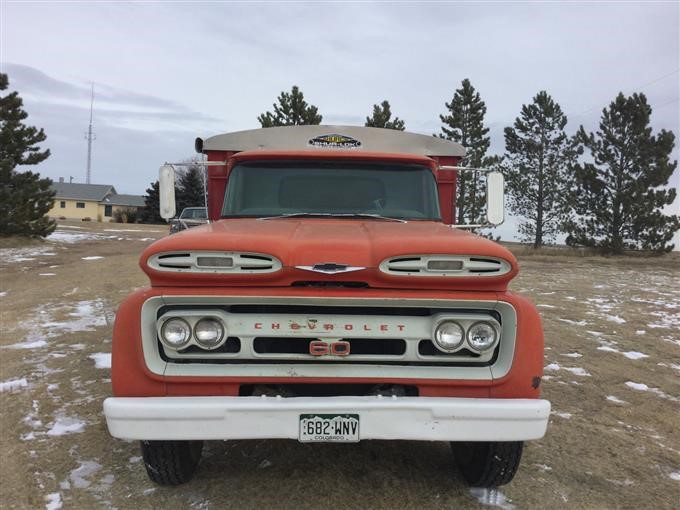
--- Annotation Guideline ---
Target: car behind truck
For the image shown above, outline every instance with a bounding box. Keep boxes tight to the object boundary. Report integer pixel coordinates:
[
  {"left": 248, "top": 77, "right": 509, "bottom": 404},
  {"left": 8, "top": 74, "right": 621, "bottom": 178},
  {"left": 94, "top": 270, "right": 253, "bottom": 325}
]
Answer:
[{"left": 104, "top": 126, "right": 550, "bottom": 487}]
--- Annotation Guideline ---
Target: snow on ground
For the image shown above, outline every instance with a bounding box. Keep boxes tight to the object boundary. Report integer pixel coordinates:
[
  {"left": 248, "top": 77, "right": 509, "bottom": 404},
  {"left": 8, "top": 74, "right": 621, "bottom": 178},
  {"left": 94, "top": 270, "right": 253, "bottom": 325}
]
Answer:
[
  {"left": 606, "top": 395, "right": 627, "bottom": 404},
  {"left": 670, "top": 472, "right": 680, "bottom": 481},
  {"left": 46, "top": 231, "right": 116, "bottom": 244},
  {"left": 104, "top": 228, "right": 164, "bottom": 233},
  {"left": 69, "top": 461, "right": 102, "bottom": 489},
  {"left": 625, "top": 382, "right": 678, "bottom": 402},
  {"left": 0, "top": 247, "right": 58, "bottom": 264},
  {"left": 39, "top": 273, "right": 56, "bottom": 276},
  {"left": 544, "top": 363, "right": 591, "bottom": 377},
  {"left": 0, "top": 377, "right": 28, "bottom": 392},
  {"left": 45, "top": 492, "right": 62, "bottom": 510},
  {"left": 0, "top": 291, "right": 8, "bottom": 297},
  {"left": 89, "top": 353, "right": 111, "bottom": 369},
  {"left": 552, "top": 411, "right": 572, "bottom": 419},
  {"left": 469, "top": 488, "right": 515, "bottom": 509},
  {"left": 81, "top": 256, "right": 104, "bottom": 261},
  {"left": 46, "top": 416, "right": 86, "bottom": 436},
  {"left": 8, "top": 340, "right": 48, "bottom": 349}
]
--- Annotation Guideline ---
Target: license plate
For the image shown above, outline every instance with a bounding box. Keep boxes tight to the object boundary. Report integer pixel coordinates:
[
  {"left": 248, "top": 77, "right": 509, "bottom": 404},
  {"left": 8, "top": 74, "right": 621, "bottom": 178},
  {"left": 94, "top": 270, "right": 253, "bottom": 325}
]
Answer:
[{"left": 299, "top": 414, "right": 360, "bottom": 442}]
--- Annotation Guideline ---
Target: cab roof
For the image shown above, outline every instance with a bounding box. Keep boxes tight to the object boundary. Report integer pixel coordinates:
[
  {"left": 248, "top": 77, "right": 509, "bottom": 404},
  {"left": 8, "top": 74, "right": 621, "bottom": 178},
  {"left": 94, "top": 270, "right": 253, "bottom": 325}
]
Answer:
[{"left": 199, "top": 125, "right": 466, "bottom": 158}]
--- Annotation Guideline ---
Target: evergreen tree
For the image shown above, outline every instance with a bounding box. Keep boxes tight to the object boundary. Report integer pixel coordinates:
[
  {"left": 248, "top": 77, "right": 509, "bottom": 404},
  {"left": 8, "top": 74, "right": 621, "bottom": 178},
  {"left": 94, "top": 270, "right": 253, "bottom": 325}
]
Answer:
[
  {"left": 439, "top": 79, "right": 490, "bottom": 225},
  {"left": 258, "top": 86, "right": 322, "bottom": 127},
  {"left": 365, "top": 100, "right": 405, "bottom": 130},
  {"left": 503, "top": 91, "right": 577, "bottom": 248},
  {"left": 140, "top": 180, "right": 164, "bottom": 223},
  {"left": 566, "top": 92, "right": 679, "bottom": 254},
  {"left": 0, "top": 73, "right": 55, "bottom": 237},
  {"left": 176, "top": 164, "right": 205, "bottom": 212}
]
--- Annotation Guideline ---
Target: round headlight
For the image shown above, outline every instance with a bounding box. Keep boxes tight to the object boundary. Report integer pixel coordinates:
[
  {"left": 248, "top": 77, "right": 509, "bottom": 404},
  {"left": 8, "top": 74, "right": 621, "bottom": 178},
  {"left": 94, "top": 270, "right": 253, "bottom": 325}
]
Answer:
[
  {"left": 194, "top": 318, "right": 225, "bottom": 349},
  {"left": 433, "top": 321, "right": 465, "bottom": 352},
  {"left": 160, "top": 318, "right": 191, "bottom": 348},
  {"left": 467, "top": 322, "right": 498, "bottom": 352}
]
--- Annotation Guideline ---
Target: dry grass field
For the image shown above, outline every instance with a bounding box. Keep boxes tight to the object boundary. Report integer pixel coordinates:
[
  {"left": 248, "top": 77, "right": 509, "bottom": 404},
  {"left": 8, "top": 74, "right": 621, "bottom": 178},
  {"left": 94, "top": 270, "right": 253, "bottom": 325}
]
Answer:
[{"left": 1, "top": 221, "right": 678, "bottom": 509}]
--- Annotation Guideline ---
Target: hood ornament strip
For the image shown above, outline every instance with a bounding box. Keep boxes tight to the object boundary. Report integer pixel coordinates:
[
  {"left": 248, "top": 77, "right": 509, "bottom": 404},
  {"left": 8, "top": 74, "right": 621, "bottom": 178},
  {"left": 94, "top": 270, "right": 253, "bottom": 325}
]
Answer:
[{"left": 296, "top": 263, "right": 366, "bottom": 274}]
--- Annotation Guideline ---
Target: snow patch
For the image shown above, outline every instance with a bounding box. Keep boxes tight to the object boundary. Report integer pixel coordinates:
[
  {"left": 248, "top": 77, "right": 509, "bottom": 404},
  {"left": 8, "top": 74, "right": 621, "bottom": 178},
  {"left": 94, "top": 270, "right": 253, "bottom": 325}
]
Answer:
[
  {"left": 552, "top": 412, "right": 572, "bottom": 419},
  {"left": 606, "top": 395, "right": 627, "bottom": 404},
  {"left": 537, "top": 304, "right": 556, "bottom": 309},
  {"left": 558, "top": 318, "right": 588, "bottom": 326},
  {"left": 39, "top": 273, "right": 56, "bottom": 276},
  {"left": 604, "top": 314, "right": 626, "bottom": 324},
  {"left": 0, "top": 246, "right": 57, "bottom": 264},
  {"left": 81, "top": 256, "right": 104, "bottom": 261},
  {"left": 469, "top": 488, "right": 515, "bottom": 510},
  {"left": 623, "top": 351, "right": 648, "bottom": 360},
  {"left": 47, "top": 231, "right": 115, "bottom": 243},
  {"left": 635, "top": 330, "right": 646, "bottom": 335},
  {"left": 7, "top": 339, "right": 47, "bottom": 349},
  {"left": 669, "top": 472, "right": 680, "bottom": 481},
  {"left": 89, "top": 353, "right": 111, "bottom": 369},
  {"left": 0, "top": 378, "right": 28, "bottom": 392},
  {"left": 46, "top": 416, "right": 86, "bottom": 436},
  {"left": 45, "top": 492, "right": 62, "bottom": 510},
  {"left": 544, "top": 363, "right": 591, "bottom": 376},
  {"left": 625, "top": 382, "right": 678, "bottom": 401},
  {"left": 258, "top": 459, "right": 273, "bottom": 469},
  {"left": 0, "top": 291, "right": 7, "bottom": 298},
  {"left": 561, "top": 352, "right": 583, "bottom": 358},
  {"left": 69, "top": 461, "right": 102, "bottom": 488}
]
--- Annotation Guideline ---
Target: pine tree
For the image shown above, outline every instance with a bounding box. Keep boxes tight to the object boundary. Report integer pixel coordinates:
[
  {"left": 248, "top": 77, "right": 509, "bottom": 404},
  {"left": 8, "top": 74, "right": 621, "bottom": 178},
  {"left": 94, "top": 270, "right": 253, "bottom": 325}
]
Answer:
[
  {"left": 365, "top": 100, "right": 405, "bottom": 130},
  {"left": 140, "top": 180, "right": 164, "bottom": 223},
  {"left": 176, "top": 164, "right": 205, "bottom": 212},
  {"left": 0, "top": 73, "right": 55, "bottom": 237},
  {"left": 566, "top": 92, "right": 679, "bottom": 254},
  {"left": 439, "top": 79, "right": 490, "bottom": 225},
  {"left": 257, "top": 86, "right": 322, "bottom": 127},
  {"left": 503, "top": 91, "right": 577, "bottom": 248}
]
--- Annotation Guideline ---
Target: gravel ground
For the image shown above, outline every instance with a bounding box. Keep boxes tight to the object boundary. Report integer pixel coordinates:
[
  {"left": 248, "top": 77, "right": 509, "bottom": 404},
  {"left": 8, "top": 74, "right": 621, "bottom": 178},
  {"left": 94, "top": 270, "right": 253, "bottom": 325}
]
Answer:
[{"left": 1, "top": 221, "right": 678, "bottom": 509}]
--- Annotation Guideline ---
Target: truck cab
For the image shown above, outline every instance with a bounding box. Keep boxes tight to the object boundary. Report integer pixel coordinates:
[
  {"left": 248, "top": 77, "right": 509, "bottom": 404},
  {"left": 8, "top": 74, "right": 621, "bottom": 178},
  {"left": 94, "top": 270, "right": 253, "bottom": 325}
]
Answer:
[{"left": 104, "top": 126, "right": 550, "bottom": 487}]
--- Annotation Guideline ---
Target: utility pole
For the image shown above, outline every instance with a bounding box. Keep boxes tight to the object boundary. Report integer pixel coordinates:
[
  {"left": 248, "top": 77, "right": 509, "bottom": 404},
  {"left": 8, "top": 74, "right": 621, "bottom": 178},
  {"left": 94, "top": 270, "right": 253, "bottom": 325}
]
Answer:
[{"left": 85, "top": 84, "right": 96, "bottom": 184}]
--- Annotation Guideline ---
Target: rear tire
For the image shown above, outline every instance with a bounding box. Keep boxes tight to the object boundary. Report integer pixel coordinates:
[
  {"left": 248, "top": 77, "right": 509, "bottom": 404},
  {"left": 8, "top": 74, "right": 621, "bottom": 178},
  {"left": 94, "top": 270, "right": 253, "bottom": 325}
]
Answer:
[
  {"left": 451, "top": 441, "right": 523, "bottom": 487},
  {"left": 140, "top": 440, "right": 203, "bottom": 485}
]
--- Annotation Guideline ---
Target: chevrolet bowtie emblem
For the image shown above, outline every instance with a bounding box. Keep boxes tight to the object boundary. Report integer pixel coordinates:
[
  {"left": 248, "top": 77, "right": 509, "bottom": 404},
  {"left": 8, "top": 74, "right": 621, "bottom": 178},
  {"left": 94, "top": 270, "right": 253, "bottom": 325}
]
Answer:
[{"left": 295, "top": 263, "right": 366, "bottom": 274}]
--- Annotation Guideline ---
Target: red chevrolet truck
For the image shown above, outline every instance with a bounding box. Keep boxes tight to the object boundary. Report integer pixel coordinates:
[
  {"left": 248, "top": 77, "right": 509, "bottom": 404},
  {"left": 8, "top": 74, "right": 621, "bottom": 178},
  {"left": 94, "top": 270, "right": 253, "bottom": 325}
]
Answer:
[{"left": 104, "top": 126, "right": 550, "bottom": 487}]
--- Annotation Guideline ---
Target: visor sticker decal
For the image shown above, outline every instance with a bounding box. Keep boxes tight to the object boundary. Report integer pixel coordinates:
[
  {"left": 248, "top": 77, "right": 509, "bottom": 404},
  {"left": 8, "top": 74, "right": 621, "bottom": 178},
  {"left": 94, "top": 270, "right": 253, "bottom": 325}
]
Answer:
[{"left": 308, "top": 134, "right": 362, "bottom": 149}]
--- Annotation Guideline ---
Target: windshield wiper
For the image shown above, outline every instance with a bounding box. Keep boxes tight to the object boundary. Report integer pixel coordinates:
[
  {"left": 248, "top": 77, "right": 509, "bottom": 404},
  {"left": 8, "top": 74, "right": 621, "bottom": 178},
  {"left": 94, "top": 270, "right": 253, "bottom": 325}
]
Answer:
[{"left": 257, "top": 212, "right": 406, "bottom": 223}]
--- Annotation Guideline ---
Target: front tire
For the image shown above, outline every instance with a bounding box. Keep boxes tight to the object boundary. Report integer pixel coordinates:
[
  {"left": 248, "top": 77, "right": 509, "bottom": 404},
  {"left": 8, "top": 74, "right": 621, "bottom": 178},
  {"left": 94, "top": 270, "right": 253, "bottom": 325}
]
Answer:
[
  {"left": 140, "top": 440, "right": 203, "bottom": 485},
  {"left": 451, "top": 441, "right": 523, "bottom": 487}
]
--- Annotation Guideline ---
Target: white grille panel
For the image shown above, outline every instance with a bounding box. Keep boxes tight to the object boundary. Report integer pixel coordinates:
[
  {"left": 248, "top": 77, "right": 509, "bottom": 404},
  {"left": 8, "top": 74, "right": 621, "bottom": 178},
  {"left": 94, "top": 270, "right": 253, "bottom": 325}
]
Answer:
[
  {"left": 148, "top": 251, "right": 282, "bottom": 274},
  {"left": 380, "top": 255, "right": 511, "bottom": 277}
]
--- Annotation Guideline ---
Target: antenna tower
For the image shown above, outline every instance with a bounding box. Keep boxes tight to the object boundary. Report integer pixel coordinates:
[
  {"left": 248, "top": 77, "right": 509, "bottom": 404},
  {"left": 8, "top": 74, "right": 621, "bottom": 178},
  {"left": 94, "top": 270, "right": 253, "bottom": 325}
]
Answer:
[{"left": 85, "top": 84, "right": 96, "bottom": 184}]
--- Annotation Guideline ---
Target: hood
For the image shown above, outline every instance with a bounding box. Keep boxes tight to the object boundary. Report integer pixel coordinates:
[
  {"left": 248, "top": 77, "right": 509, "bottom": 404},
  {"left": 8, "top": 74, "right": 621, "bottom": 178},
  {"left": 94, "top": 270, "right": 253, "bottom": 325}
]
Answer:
[{"left": 140, "top": 218, "right": 518, "bottom": 290}]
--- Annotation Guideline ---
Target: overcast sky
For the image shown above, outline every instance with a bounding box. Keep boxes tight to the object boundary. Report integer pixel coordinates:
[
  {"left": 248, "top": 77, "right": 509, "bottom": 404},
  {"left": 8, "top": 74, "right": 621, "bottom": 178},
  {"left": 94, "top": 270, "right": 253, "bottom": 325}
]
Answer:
[{"left": 1, "top": 1, "right": 678, "bottom": 243}]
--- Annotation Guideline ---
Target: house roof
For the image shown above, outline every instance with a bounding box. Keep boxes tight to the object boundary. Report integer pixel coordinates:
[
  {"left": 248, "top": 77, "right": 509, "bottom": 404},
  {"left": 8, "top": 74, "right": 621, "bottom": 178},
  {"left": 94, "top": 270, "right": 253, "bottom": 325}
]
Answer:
[
  {"left": 52, "top": 182, "right": 116, "bottom": 201},
  {"left": 103, "top": 194, "right": 146, "bottom": 207}
]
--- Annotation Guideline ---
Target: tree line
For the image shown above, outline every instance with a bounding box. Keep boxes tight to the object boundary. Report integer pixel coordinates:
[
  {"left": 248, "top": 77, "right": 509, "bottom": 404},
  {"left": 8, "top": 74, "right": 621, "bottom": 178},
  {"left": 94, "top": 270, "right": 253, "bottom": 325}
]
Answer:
[
  {"left": 255, "top": 83, "right": 679, "bottom": 254},
  {"left": 2, "top": 71, "right": 678, "bottom": 254}
]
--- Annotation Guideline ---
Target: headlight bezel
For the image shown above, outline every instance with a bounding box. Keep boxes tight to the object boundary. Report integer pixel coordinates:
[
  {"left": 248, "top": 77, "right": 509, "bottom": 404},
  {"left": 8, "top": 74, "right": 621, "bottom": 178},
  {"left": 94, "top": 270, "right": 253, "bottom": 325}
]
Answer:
[
  {"left": 159, "top": 317, "right": 192, "bottom": 349},
  {"left": 193, "top": 317, "right": 226, "bottom": 349},
  {"left": 433, "top": 320, "right": 466, "bottom": 352},
  {"left": 157, "top": 312, "right": 228, "bottom": 351},
  {"left": 430, "top": 314, "right": 501, "bottom": 355},
  {"left": 466, "top": 320, "right": 500, "bottom": 353}
]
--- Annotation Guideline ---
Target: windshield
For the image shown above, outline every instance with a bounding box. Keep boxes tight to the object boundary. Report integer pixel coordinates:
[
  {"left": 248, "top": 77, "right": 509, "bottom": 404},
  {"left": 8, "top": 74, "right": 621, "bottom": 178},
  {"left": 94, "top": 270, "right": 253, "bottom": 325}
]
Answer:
[
  {"left": 221, "top": 161, "right": 441, "bottom": 220},
  {"left": 180, "top": 208, "right": 207, "bottom": 219}
]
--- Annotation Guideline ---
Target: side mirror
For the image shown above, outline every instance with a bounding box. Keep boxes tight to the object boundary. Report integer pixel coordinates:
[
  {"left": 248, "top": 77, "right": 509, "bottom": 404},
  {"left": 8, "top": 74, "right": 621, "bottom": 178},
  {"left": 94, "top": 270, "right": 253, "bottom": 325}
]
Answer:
[
  {"left": 486, "top": 171, "right": 504, "bottom": 226},
  {"left": 159, "top": 164, "right": 176, "bottom": 219}
]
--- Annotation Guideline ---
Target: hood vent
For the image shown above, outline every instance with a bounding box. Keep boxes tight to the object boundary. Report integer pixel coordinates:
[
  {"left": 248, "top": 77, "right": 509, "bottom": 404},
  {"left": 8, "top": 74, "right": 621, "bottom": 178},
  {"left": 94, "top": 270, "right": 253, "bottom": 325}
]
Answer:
[
  {"left": 148, "top": 251, "right": 282, "bottom": 274},
  {"left": 380, "top": 255, "right": 511, "bottom": 277}
]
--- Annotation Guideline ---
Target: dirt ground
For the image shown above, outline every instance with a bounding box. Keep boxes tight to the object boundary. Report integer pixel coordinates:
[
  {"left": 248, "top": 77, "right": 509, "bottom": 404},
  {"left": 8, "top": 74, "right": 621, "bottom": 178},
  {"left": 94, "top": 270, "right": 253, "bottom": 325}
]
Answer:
[{"left": 0, "top": 221, "right": 678, "bottom": 509}]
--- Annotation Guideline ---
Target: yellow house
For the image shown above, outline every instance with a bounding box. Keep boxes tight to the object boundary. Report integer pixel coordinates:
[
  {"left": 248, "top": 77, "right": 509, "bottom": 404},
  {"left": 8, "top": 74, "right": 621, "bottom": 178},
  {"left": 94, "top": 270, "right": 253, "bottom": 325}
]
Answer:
[{"left": 49, "top": 181, "right": 146, "bottom": 222}]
